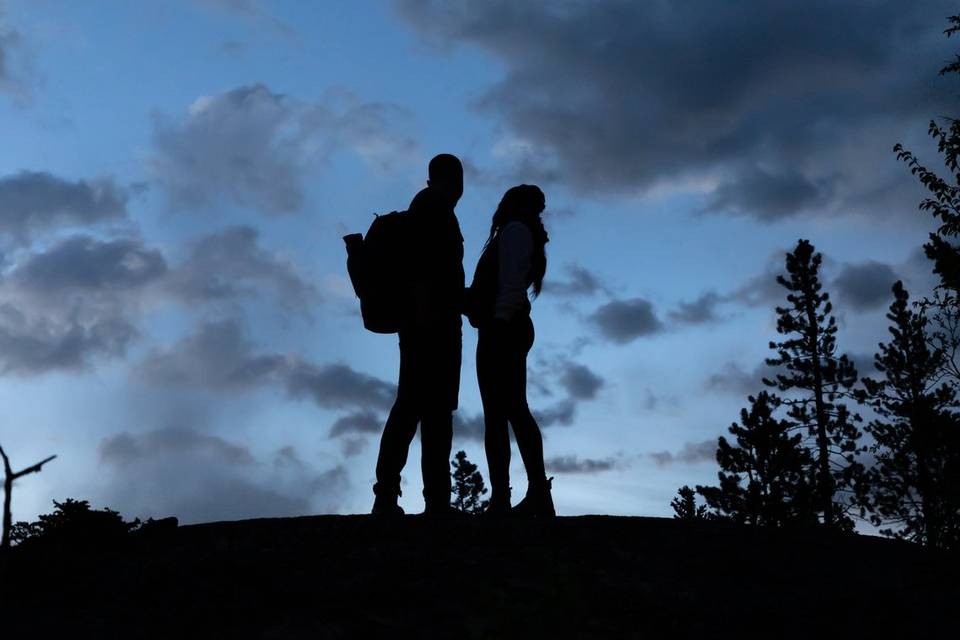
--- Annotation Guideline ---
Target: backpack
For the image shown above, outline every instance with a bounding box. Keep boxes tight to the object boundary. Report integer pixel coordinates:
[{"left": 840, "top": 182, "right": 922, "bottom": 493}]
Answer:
[{"left": 343, "top": 210, "right": 412, "bottom": 333}]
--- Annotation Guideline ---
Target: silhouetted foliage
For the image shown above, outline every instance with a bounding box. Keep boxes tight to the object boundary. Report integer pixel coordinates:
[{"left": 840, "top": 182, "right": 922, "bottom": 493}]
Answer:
[
  {"left": 450, "top": 450, "right": 489, "bottom": 514},
  {"left": 895, "top": 15, "right": 960, "bottom": 385},
  {"left": 11, "top": 498, "right": 141, "bottom": 548},
  {"left": 671, "top": 485, "right": 707, "bottom": 520},
  {"left": 0, "top": 445, "right": 56, "bottom": 550},
  {"left": 764, "top": 239, "right": 864, "bottom": 529},
  {"left": 855, "top": 282, "right": 960, "bottom": 550},
  {"left": 696, "top": 392, "right": 817, "bottom": 527}
]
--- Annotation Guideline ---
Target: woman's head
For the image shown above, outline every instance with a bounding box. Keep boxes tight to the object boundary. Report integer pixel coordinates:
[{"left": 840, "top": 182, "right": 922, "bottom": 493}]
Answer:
[{"left": 488, "top": 184, "right": 549, "bottom": 297}]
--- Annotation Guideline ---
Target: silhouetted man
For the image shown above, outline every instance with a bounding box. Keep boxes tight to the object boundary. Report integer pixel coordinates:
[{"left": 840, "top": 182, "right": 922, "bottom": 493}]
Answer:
[{"left": 372, "top": 154, "right": 465, "bottom": 516}]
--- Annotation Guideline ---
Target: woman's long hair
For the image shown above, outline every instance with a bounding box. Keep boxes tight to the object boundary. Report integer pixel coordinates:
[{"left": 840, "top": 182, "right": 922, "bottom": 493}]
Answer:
[{"left": 485, "top": 184, "right": 549, "bottom": 297}]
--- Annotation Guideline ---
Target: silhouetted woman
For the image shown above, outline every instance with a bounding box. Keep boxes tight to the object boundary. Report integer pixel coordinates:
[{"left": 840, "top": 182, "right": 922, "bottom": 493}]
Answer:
[{"left": 466, "top": 184, "right": 554, "bottom": 516}]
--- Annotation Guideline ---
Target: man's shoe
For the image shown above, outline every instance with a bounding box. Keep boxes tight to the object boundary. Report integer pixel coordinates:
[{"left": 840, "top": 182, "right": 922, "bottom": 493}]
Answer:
[
  {"left": 512, "top": 477, "right": 556, "bottom": 517},
  {"left": 371, "top": 483, "right": 404, "bottom": 516}
]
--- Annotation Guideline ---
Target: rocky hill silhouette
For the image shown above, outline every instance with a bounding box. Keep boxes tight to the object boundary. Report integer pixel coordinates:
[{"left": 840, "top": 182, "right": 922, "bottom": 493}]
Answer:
[{"left": 2, "top": 515, "right": 957, "bottom": 638}]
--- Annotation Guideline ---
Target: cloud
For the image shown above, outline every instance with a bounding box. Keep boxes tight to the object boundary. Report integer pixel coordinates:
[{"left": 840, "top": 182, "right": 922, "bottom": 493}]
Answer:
[
  {"left": 832, "top": 260, "right": 899, "bottom": 311},
  {"left": 0, "top": 234, "right": 163, "bottom": 375},
  {"left": 533, "top": 399, "right": 576, "bottom": 427},
  {"left": 0, "top": 171, "right": 130, "bottom": 246},
  {"left": 329, "top": 409, "right": 382, "bottom": 438},
  {"left": 0, "top": 303, "right": 137, "bottom": 375},
  {"left": 149, "top": 84, "right": 416, "bottom": 214},
  {"left": 137, "top": 318, "right": 287, "bottom": 388},
  {"left": 558, "top": 362, "right": 604, "bottom": 400},
  {"left": 589, "top": 298, "right": 663, "bottom": 343},
  {"left": 544, "top": 264, "right": 610, "bottom": 296},
  {"left": 137, "top": 318, "right": 397, "bottom": 412},
  {"left": 545, "top": 455, "right": 622, "bottom": 475},
  {"left": 0, "top": 20, "right": 33, "bottom": 100},
  {"left": 99, "top": 427, "right": 255, "bottom": 468},
  {"left": 396, "top": 0, "right": 954, "bottom": 219},
  {"left": 162, "top": 225, "right": 317, "bottom": 313},
  {"left": 197, "top": 0, "right": 296, "bottom": 37},
  {"left": 703, "top": 167, "right": 829, "bottom": 222},
  {"left": 668, "top": 292, "right": 723, "bottom": 325},
  {"left": 285, "top": 361, "right": 396, "bottom": 412},
  {"left": 340, "top": 437, "right": 369, "bottom": 458},
  {"left": 704, "top": 361, "right": 780, "bottom": 396},
  {"left": 9, "top": 235, "right": 167, "bottom": 294},
  {"left": 98, "top": 427, "right": 348, "bottom": 523},
  {"left": 647, "top": 439, "right": 717, "bottom": 467},
  {"left": 453, "top": 412, "right": 485, "bottom": 441}
]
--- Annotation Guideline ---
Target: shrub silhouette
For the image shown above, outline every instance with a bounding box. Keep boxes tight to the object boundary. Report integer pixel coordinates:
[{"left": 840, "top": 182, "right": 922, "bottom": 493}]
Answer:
[{"left": 12, "top": 498, "right": 141, "bottom": 549}]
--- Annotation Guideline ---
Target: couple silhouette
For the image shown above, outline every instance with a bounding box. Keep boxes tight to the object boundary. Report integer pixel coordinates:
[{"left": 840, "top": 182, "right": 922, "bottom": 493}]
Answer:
[{"left": 370, "top": 154, "right": 554, "bottom": 517}]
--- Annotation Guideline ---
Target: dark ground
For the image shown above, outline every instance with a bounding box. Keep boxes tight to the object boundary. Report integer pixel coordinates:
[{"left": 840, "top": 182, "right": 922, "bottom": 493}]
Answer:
[{"left": 1, "top": 515, "right": 957, "bottom": 638}]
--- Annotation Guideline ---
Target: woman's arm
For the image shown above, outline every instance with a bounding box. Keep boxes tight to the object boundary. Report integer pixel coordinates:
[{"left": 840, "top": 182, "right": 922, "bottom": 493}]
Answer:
[{"left": 494, "top": 221, "right": 533, "bottom": 322}]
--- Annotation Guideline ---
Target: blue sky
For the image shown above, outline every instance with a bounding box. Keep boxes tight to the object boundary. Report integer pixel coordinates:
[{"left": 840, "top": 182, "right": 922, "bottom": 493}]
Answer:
[{"left": 0, "top": 0, "right": 955, "bottom": 523}]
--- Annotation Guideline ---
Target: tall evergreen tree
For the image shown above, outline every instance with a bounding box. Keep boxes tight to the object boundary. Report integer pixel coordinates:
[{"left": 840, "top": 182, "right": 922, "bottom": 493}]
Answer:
[
  {"left": 764, "top": 239, "right": 863, "bottom": 529},
  {"left": 696, "top": 391, "right": 815, "bottom": 526},
  {"left": 856, "top": 281, "right": 960, "bottom": 550},
  {"left": 450, "top": 450, "right": 489, "bottom": 514}
]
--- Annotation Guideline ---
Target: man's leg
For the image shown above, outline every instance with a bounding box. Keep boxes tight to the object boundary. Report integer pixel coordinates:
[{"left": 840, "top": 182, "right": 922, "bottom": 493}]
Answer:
[
  {"left": 419, "top": 324, "right": 461, "bottom": 511},
  {"left": 373, "top": 332, "right": 420, "bottom": 511},
  {"left": 420, "top": 408, "right": 454, "bottom": 509}
]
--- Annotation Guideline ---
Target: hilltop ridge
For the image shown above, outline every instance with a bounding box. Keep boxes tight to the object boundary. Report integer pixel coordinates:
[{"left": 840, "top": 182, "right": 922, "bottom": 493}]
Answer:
[{"left": 2, "top": 515, "right": 956, "bottom": 638}]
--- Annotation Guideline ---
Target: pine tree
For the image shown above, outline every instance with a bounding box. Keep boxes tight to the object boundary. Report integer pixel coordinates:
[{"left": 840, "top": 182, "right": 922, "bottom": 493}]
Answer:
[
  {"left": 671, "top": 486, "right": 707, "bottom": 520},
  {"left": 856, "top": 282, "right": 960, "bottom": 550},
  {"left": 764, "top": 239, "right": 864, "bottom": 529},
  {"left": 450, "top": 450, "right": 490, "bottom": 514},
  {"left": 696, "top": 391, "right": 816, "bottom": 526}
]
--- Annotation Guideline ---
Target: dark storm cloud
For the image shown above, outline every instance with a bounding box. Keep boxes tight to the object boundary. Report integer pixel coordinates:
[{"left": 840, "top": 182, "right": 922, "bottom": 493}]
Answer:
[
  {"left": 559, "top": 362, "right": 604, "bottom": 400},
  {"left": 396, "top": 0, "right": 954, "bottom": 219},
  {"left": 648, "top": 439, "right": 717, "bottom": 467},
  {"left": 149, "top": 83, "right": 416, "bottom": 214},
  {"left": 99, "top": 427, "right": 348, "bottom": 523},
  {"left": 545, "top": 455, "right": 621, "bottom": 475},
  {"left": 544, "top": 264, "right": 610, "bottom": 297},
  {"left": 329, "top": 409, "right": 382, "bottom": 438},
  {"left": 832, "top": 260, "right": 899, "bottom": 311},
  {"left": 589, "top": 298, "right": 663, "bottom": 343},
  {"left": 163, "top": 225, "right": 317, "bottom": 312},
  {"left": 0, "top": 171, "right": 129, "bottom": 246},
  {"left": 668, "top": 292, "right": 723, "bottom": 325}
]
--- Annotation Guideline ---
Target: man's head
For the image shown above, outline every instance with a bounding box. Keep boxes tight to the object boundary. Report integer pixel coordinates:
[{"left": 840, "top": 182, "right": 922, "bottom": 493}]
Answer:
[{"left": 427, "top": 154, "right": 463, "bottom": 207}]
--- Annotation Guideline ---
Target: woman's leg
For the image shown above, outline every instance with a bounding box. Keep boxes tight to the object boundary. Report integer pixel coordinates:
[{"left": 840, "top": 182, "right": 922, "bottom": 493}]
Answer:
[
  {"left": 477, "top": 327, "right": 511, "bottom": 503},
  {"left": 505, "top": 317, "right": 546, "bottom": 484}
]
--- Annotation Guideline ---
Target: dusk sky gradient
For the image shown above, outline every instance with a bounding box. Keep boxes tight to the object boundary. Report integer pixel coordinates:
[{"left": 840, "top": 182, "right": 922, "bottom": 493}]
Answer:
[{"left": 0, "top": 0, "right": 956, "bottom": 524}]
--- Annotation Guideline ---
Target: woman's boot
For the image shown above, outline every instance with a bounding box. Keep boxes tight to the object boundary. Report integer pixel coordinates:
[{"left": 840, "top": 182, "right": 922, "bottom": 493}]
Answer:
[{"left": 512, "top": 477, "right": 555, "bottom": 517}]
